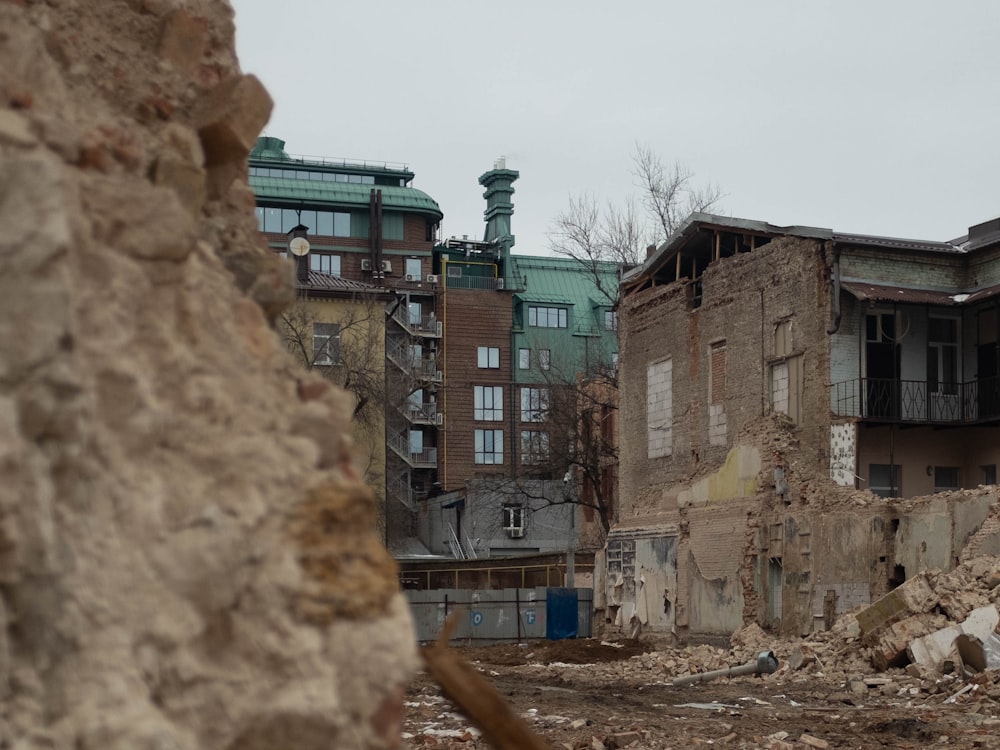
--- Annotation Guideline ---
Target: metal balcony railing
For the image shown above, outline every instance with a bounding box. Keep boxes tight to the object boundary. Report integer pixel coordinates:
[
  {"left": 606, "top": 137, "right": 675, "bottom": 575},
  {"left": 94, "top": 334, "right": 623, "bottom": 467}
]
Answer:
[
  {"left": 831, "top": 376, "right": 1000, "bottom": 424},
  {"left": 389, "top": 475, "right": 416, "bottom": 511},
  {"left": 386, "top": 339, "right": 442, "bottom": 382},
  {"left": 400, "top": 401, "right": 440, "bottom": 425},
  {"left": 390, "top": 308, "right": 442, "bottom": 337},
  {"left": 388, "top": 432, "right": 438, "bottom": 468},
  {"left": 444, "top": 274, "right": 525, "bottom": 292}
]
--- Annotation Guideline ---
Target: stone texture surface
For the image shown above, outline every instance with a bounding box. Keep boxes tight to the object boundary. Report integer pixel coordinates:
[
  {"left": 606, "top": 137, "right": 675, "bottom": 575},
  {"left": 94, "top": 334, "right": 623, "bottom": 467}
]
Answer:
[{"left": 0, "top": 2, "right": 416, "bottom": 748}]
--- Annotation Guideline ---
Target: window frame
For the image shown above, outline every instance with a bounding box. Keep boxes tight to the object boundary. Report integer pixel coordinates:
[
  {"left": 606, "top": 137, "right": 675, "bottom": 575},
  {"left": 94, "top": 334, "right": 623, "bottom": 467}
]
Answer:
[
  {"left": 477, "top": 346, "right": 500, "bottom": 369},
  {"left": 473, "top": 385, "right": 504, "bottom": 421},
  {"left": 520, "top": 387, "right": 549, "bottom": 423},
  {"left": 312, "top": 322, "right": 341, "bottom": 366},
  {"left": 528, "top": 305, "right": 568, "bottom": 329},
  {"left": 474, "top": 429, "right": 504, "bottom": 465}
]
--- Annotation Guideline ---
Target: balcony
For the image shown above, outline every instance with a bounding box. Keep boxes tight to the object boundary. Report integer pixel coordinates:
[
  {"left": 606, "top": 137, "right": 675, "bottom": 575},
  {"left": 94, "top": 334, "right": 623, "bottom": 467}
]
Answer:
[
  {"left": 832, "top": 377, "right": 1000, "bottom": 424},
  {"left": 390, "top": 307, "right": 442, "bottom": 337},
  {"left": 389, "top": 475, "right": 416, "bottom": 511},
  {"left": 388, "top": 432, "right": 438, "bottom": 469},
  {"left": 386, "top": 339, "right": 442, "bottom": 383},
  {"left": 400, "top": 401, "right": 441, "bottom": 426},
  {"left": 444, "top": 274, "right": 525, "bottom": 292}
]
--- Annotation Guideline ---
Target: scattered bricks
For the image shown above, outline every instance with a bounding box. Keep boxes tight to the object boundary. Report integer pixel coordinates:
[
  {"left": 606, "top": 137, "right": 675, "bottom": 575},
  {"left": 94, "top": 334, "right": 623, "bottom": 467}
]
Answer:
[
  {"left": 196, "top": 74, "right": 272, "bottom": 167},
  {"left": 787, "top": 648, "right": 813, "bottom": 671},
  {"left": 871, "top": 615, "right": 941, "bottom": 670},
  {"left": 856, "top": 572, "right": 937, "bottom": 635},
  {"left": 158, "top": 9, "right": 209, "bottom": 74}
]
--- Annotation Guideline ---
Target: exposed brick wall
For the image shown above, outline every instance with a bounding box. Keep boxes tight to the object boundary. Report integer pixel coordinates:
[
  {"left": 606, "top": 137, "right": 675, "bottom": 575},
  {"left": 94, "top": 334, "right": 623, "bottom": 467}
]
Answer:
[{"left": 619, "top": 236, "right": 833, "bottom": 516}]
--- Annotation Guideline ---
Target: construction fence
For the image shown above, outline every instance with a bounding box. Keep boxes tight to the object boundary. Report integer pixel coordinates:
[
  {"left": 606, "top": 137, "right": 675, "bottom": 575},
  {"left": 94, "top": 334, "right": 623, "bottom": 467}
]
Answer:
[{"left": 406, "top": 587, "right": 594, "bottom": 644}]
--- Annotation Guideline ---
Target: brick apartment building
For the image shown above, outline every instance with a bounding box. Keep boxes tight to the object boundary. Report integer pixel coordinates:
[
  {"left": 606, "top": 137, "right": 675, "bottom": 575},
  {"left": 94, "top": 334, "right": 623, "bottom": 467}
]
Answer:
[
  {"left": 607, "top": 213, "right": 1000, "bottom": 640},
  {"left": 249, "top": 137, "right": 442, "bottom": 547},
  {"left": 249, "top": 140, "right": 618, "bottom": 560}
]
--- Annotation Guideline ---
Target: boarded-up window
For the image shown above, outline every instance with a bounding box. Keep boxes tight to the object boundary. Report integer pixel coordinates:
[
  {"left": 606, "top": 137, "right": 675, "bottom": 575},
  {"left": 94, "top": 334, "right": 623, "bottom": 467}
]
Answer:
[
  {"left": 647, "top": 359, "right": 672, "bottom": 458},
  {"left": 775, "top": 319, "right": 792, "bottom": 357},
  {"left": 709, "top": 341, "right": 726, "bottom": 404}
]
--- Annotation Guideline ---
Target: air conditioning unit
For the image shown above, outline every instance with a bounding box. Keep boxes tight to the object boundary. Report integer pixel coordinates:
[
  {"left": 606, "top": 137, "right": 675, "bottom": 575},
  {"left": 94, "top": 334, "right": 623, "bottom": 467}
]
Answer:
[
  {"left": 426, "top": 274, "right": 439, "bottom": 283},
  {"left": 381, "top": 260, "right": 392, "bottom": 272},
  {"left": 434, "top": 413, "right": 443, "bottom": 426},
  {"left": 435, "top": 321, "right": 443, "bottom": 337},
  {"left": 360, "top": 259, "right": 372, "bottom": 271},
  {"left": 405, "top": 274, "right": 418, "bottom": 282},
  {"left": 496, "top": 278, "right": 504, "bottom": 290},
  {"left": 505, "top": 527, "right": 524, "bottom": 538}
]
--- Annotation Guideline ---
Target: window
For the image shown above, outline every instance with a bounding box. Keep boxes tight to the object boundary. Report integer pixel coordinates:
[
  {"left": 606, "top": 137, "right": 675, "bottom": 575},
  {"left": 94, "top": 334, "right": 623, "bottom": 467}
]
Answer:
[
  {"left": 257, "top": 207, "right": 351, "bottom": 236},
  {"left": 405, "top": 258, "right": 422, "bottom": 279},
  {"left": 447, "top": 265, "right": 463, "bottom": 278},
  {"left": 519, "top": 348, "right": 530, "bottom": 369},
  {"left": 474, "top": 429, "right": 503, "bottom": 464},
  {"left": 502, "top": 504, "right": 525, "bottom": 532},
  {"left": 520, "top": 387, "right": 549, "bottom": 422},
  {"left": 474, "top": 386, "right": 503, "bottom": 421},
  {"left": 928, "top": 317, "right": 959, "bottom": 396},
  {"left": 869, "top": 464, "right": 901, "bottom": 498},
  {"left": 520, "top": 430, "right": 549, "bottom": 464},
  {"left": 647, "top": 359, "right": 672, "bottom": 458},
  {"left": 309, "top": 253, "right": 341, "bottom": 276},
  {"left": 984, "top": 465, "right": 997, "bottom": 485},
  {"left": 604, "top": 310, "right": 618, "bottom": 331},
  {"left": 539, "top": 349, "right": 551, "bottom": 371},
  {"left": 477, "top": 346, "right": 499, "bottom": 369},
  {"left": 933, "top": 466, "right": 960, "bottom": 492},
  {"left": 528, "top": 305, "right": 567, "bottom": 328},
  {"left": 312, "top": 323, "right": 340, "bottom": 366}
]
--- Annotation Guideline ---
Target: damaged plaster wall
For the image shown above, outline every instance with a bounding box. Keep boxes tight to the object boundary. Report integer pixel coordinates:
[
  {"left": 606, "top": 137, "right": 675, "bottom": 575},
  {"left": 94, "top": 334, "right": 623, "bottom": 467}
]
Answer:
[
  {"left": 0, "top": 2, "right": 416, "bottom": 748},
  {"left": 615, "top": 229, "right": 1000, "bottom": 642}
]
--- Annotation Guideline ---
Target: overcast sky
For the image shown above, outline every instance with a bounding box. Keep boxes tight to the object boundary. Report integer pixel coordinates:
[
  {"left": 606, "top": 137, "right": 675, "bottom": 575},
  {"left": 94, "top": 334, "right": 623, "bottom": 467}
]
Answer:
[{"left": 232, "top": 1, "right": 1000, "bottom": 253}]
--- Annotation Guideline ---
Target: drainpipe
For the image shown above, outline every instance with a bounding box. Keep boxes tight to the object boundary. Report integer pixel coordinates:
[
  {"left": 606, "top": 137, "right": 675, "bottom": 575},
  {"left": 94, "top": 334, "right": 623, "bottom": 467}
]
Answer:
[{"left": 827, "top": 242, "right": 842, "bottom": 335}]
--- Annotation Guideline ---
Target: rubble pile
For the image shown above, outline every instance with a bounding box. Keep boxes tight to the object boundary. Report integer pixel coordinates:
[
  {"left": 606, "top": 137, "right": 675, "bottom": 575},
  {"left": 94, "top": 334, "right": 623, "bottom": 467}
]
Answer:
[{"left": 0, "top": 1, "right": 416, "bottom": 747}]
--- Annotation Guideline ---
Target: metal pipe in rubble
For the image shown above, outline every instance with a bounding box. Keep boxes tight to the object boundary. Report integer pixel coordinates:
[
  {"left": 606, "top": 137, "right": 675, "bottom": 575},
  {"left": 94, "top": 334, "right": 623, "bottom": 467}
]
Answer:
[{"left": 671, "top": 651, "right": 779, "bottom": 687}]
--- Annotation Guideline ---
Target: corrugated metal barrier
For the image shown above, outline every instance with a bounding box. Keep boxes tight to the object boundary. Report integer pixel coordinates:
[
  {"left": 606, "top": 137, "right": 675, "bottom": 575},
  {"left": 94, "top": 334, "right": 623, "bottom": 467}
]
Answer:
[{"left": 406, "top": 587, "right": 593, "bottom": 644}]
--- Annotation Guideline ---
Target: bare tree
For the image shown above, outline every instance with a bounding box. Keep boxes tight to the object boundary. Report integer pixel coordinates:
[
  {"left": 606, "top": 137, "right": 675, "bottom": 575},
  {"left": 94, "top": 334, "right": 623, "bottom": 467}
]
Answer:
[
  {"left": 485, "top": 359, "right": 620, "bottom": 547},
  {"left": 279, "top": 291, "right": 386, "bottom": 427},
  {"left": 549, "top": 143, "right": 722, "bottom": 300},
  {"left": 278, "top": 290, "right": 388, "bottom": 488}
]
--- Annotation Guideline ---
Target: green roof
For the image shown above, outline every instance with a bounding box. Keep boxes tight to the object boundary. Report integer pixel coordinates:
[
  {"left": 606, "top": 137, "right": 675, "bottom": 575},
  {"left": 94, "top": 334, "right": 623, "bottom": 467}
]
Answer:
[
  {"left": 511, "top": 255, "right": 619, "bottom": 309},
  {"left": 248, "top": 175, "right": 443, "bottom": 222}
]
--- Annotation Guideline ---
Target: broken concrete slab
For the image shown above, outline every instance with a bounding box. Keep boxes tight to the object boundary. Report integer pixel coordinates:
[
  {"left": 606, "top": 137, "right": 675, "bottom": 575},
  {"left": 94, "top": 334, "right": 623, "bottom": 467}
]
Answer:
[
  {"left": 856, "top": 572, "right": 938, "bottom": 635},
  {"left": 908, "top": 625, "right": 962, "bottom": 670}
]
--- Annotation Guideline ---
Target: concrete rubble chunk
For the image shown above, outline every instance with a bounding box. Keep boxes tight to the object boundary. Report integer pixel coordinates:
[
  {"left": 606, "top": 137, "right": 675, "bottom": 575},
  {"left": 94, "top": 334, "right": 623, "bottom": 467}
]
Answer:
[
  {"left": 856, "top": 572, "right": 938, "bottom": 635},
  {"left": 197, "top": 74, "right": 273, "bottom": 166},
  {"left": 158, "top": 9, "right": 210, "bottom": 74},
  {"left": 798, "top": 734, "right": 831, "bottom": 749}
]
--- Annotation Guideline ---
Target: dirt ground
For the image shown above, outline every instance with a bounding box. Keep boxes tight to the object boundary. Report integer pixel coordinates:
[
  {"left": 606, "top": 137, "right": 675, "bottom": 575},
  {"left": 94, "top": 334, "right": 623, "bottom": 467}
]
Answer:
[{"left": 403, "top": 636, "right": 1000, "bottom": 749}]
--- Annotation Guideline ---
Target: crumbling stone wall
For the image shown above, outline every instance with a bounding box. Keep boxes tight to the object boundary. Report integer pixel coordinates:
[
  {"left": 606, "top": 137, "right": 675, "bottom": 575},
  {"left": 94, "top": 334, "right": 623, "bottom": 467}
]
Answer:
[
  {"left": 619, "top": 236, "right": 832, "bottom": 518},
  {"left": 0, "top": 2, "right": 415, "bottom": 748}
]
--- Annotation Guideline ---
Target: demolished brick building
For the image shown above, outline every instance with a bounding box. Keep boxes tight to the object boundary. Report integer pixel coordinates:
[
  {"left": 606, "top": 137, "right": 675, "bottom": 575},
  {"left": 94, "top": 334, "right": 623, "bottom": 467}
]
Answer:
[{"left": 603, "top": 213, "right": 1000, "bottom": 641}]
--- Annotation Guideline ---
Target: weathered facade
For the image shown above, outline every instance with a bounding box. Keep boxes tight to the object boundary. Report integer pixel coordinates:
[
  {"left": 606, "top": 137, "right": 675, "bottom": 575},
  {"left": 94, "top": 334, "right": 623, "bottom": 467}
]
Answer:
[{"left": 611, "top": 213, "right": 1000, "bottom": 640}]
